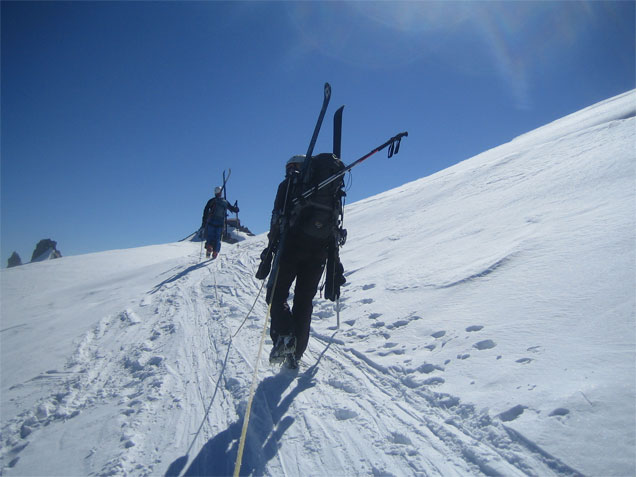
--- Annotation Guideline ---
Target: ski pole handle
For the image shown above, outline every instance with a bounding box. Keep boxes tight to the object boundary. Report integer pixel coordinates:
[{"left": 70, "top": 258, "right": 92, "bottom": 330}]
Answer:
[
  {"left": 296, "top": 130, "right": 409, "bottom": 202},
  {"left": 385, "top": 132, "right": 408, "bottom": 158}
]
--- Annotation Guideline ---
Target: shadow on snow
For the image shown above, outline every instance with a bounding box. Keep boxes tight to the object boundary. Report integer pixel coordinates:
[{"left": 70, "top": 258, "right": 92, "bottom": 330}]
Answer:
[
  {"left": 149, "top": 260, "right": 212, "bottom": 295},
  {"left": 165, "top": 369, "right": 315, "bottom": 477},
  {"left": 165, "top": 334, "right": 337, "bottom": 477}
]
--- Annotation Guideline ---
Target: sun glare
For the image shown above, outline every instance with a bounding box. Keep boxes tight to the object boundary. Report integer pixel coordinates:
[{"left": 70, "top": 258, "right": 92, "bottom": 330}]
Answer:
[{"left": 285, "top": 1, "right": 621, "bottom": 110}]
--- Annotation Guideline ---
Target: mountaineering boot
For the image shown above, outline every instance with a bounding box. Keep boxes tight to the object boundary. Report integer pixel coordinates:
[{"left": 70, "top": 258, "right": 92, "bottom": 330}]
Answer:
[
  {"left": 284, "top": 354, "right": 299, "bottom": 370},
  {"left": 212, "top": 250, "right": 218, "bottom": 259},
  {"left": 205, "top": 244, "right": 212, "bottom": 259},
  {"left": 269, "top": 335, "right": 296, "bottom": 364}
]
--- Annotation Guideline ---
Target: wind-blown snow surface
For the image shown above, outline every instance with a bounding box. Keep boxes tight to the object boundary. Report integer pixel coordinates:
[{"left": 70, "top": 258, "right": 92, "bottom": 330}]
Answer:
[{"left": 2, "top": 90, "right": 635, "bottom": 476}]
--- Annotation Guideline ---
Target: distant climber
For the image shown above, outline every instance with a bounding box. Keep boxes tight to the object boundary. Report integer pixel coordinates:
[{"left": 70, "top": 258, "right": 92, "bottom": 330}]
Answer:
[{"left": 201, "top": 186, "right": 239, "bottom": 259}]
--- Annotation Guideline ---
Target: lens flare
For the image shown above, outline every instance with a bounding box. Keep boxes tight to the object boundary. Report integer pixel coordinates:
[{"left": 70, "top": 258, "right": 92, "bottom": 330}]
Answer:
[{"left": 284, "top": 1, "right": 616, "bottom": 110}]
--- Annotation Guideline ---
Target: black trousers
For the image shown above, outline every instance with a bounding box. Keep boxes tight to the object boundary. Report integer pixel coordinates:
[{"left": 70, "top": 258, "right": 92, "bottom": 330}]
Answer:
[{"left": 269, "top": 236, "right": 327, "bottom": 359}]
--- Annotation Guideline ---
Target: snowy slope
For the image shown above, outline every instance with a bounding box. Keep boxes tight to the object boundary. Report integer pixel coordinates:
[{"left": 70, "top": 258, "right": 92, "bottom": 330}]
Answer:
[{"left": 1, "top": 90, "right": 634, "bottom": 477}]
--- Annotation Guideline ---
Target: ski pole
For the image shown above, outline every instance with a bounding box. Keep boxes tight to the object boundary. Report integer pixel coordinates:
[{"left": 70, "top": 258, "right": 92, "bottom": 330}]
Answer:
[
  {"left": 234, "top": 200, "right": 239, "bottom": 247},
  {"left": 296, "top": 131, "right": 408, "bottom": 203},
  {"left": 222, "top": 170, "right": 230, "bottom": 240}
]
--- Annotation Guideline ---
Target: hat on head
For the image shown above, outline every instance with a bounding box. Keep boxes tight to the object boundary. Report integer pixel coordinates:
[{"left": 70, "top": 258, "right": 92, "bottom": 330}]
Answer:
[{"left": 286, "top": 154, "right": 305, "bottom": 170}]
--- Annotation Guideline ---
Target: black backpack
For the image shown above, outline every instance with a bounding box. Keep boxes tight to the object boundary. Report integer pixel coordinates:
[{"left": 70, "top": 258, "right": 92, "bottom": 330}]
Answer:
[{"left": 291, "top": 153, "right": 345, "bottom": 241}]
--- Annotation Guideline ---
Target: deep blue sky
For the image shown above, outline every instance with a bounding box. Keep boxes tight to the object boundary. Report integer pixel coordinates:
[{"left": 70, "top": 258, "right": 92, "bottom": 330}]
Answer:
[{"left": 2, "top": 1, "right": 634, "bottom": 264}]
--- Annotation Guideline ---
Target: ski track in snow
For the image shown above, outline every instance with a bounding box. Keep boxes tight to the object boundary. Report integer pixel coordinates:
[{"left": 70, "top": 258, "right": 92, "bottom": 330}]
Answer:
[
  {"left": 2, "top": 238, "right": 582, "bottom": 477},
  {"left": 1, "top": 241, "right": 265, "bottom": 476}
]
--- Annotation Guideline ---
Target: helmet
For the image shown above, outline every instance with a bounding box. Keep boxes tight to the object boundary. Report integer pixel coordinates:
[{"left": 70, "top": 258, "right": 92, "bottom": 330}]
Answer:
[
  {"left": 286, "top": 154, "right": 305, "bottom": 170},
  {"left": 214, "top": 186, "right": 222, "bottom": 195}
]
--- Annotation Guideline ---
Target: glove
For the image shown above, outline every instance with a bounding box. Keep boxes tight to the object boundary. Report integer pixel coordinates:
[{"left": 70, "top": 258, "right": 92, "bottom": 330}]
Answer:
[
  {"left": 255, "top": 247, "right": 273, "bottom": 280},
  {"left": 325, "top": 257, "right": 346, "bottom": 302}
]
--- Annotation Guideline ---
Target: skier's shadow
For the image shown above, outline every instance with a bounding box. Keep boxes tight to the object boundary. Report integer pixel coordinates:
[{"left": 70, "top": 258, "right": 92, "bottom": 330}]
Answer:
[
  {"left": 149, "top": 261, "right": 210, "bottom": 295},
  {"left": 165, "top": 335, "right": 335, "bottom": 477},
  {"left": 186, "top": 368, "right": 316, "bottom": 477}
]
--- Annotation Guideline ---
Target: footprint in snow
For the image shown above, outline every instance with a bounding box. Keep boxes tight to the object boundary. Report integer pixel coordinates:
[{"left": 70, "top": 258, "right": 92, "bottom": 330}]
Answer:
[
  {"left": 327, "top": 378, "right": 358, "bottom": 394},
  {"left": 119, "top": 310, "right": 141, "bottom": 326},
  {"left": 431, "top": 330, "right": 446, "bottom": 339},
  {"left": 516, "top": 357, "right": 533, "bottom": 364},
  {"left": 334, "top": 408, "right": 358, "bottom": 421},
  {"left": 466, "top": 325, "right": 483, "bottom": 332},
  {"left": 315, "top": 309, "right": 335, "bottom": 319},
  {"left": 498, "top": 404, "right": 527, "bottom": 422},
  {"left": 473, "top": 339, "right": 496, "bottom": 350},
  {"left": 371, "top": 466, "right": 397, "bottom": 477},
  {"left": 402, "top": 376, "right": 423, "bottom": 388},
  {"left": 360, "top": 298, "right": 374, "bottom": 305},
  {"left": 549, "top": 408, "right": 570, "bottom": 418},
  {"left": 416, "top": 363, "right": 443, "bottom": 374},
  {"left": 387, "top": 320, "right": 409, "bottom": 330},
  {"left": 379, "top": 348, "right": 406, "bottom": 357},
  {"left": 362, "top": 283, "right": 376, "bottom": 290},
  {"left": 389, "top": 431, "right": 412, "bottom": 445}
]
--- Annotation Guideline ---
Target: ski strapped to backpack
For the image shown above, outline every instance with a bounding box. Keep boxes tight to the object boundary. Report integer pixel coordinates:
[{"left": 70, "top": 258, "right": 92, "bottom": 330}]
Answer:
[
  {"left": 262, "top": 83, "right": 333, "bottom": 293},
  {"left": 220, "top": 168, "right": 231, "bottom": 195},
  {"left": 333, "top": 105, "right": 344, "bottom": 160},
  {"left": 300, "top": 83, "right": 332, "bottom": 187},
  {"left": 280, "top": 131, "right": 410, "bottom": 303},
  {"left": 260, "top": 84, "right": 409, "bottom": 295},
  {"left": 294, "top": 131, "right": 408, "bottom": 205}
]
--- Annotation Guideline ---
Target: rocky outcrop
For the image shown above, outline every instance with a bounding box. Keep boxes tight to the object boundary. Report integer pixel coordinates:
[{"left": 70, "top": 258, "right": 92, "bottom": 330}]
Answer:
[
  {"left": 7, "top": 252, "right": 22, "bottom": 268},
  {"left": 226, "top": 218, "right": 255, "bottom": 237},
  {"left": 31, "top": 239, "right": 62, "bottom": 262}
]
